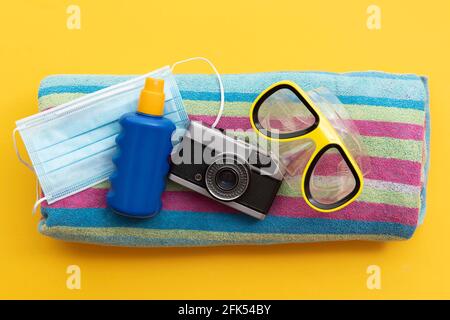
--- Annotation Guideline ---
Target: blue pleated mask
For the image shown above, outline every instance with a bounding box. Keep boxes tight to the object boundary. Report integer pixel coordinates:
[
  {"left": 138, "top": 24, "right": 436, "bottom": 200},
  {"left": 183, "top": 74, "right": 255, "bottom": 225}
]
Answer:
[{"left": 14, "top": 66, "right": 189, "bottom": 206}]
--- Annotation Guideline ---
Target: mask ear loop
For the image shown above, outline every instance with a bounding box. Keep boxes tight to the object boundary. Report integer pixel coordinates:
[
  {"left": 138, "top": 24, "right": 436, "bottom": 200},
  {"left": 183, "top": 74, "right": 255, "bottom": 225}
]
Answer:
[
  {"left": 13, "top": 128, "right": 34, "bottom": 171},
  {"left": 171, "top": 57, "right": 224, "bottom": 128},
  {"left": 32, "top": 196, "right": 47, "bottom": 216},
  {"left": 13, "top": 127, "right": 47, "bottom": 215}
]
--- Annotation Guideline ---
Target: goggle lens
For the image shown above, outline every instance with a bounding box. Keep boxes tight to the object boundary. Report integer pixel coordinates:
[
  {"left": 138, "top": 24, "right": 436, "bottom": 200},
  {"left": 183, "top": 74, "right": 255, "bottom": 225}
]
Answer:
[
  {"left": 254, "top": 86, "right": 319, "bottom": 137},
  {"left": 309, "top": 146, "right": 357, "bottom": 205}
]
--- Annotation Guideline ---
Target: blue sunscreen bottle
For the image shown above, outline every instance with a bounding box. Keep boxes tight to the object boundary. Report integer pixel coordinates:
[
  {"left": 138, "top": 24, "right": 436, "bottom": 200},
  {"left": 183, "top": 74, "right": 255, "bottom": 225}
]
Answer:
[{"left": 107, "top": 77, "right": 176, "bottom": 218}]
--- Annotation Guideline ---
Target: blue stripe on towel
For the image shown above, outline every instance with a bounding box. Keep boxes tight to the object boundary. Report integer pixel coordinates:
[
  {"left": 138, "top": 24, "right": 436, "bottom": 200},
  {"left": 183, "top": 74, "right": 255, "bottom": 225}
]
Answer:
[
  {"left": 179, "top": 91, "right": 425, "bottom": 110},
  {"left": 38, "top": 71, "right": 422, "bottom": 89},
  {"left": 42, "top": 208, "right": 416, "bottom": 239},
  {"left": 38, "top": 85, "right": 425, "bottom": 111},
  {"left": 38, "top": 85, "right": 106, "bottom": 97}
]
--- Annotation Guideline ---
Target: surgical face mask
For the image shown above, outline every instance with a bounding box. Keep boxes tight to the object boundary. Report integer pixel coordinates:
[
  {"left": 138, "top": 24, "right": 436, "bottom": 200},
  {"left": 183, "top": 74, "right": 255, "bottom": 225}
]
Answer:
[{"left": 13, "top": 57, "right": 225, "bottom": 212}]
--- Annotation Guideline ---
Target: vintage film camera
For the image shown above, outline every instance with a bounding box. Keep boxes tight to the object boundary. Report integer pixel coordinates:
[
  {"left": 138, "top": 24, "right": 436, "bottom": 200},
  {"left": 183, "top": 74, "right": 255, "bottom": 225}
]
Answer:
[{"left": 169, "top": 121, "right": 283, "bottom": 220}]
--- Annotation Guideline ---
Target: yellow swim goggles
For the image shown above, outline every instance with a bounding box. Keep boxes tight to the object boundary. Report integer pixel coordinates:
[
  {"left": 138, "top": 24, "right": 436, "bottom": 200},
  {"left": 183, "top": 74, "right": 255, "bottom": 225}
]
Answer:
[{"left": 249, "top": 81, "right": 364, "bottom": 212}]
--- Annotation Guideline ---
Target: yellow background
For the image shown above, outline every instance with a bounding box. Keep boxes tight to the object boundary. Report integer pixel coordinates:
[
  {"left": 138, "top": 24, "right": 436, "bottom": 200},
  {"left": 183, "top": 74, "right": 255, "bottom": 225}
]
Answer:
[{"left": 0, "top": 0, "right": 449, "bottom": 299}]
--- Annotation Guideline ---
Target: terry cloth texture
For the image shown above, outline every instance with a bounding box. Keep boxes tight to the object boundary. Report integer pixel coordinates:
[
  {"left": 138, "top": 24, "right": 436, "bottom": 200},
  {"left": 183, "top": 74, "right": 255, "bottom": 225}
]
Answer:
[{"left": 37, "top": 71, "right": 430, "bottom": 247}]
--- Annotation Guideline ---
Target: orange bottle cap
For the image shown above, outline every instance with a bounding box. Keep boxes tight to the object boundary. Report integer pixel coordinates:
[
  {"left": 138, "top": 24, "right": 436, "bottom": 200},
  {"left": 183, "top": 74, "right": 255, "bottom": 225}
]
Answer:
[{"left": 137, "top": 77, "right": 165, "bottom": 116}]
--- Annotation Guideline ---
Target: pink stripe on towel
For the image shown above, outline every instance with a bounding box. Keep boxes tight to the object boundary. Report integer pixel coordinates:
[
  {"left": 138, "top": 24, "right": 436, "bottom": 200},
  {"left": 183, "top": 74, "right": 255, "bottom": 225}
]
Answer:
[
  {"left": 352, "top": 120, "right": 424, "bottom": 141},
  {"left": 42, "top": 189, "right": 418, "bottom": 226},
  {"left": 364, "top": 157, "right": 421, "bottom": 186},
  {"left": 190, "top": 115, "right": 424, "bottom": 141}
]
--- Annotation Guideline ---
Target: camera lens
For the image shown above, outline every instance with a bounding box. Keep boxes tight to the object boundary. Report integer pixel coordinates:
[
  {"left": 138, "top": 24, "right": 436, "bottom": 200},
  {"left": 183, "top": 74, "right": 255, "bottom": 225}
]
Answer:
[
  {"left": 205, "top": 155, "right": 250, "bottom": 201},
  {"left": 215, "top": 168, "right": 238, "bottom": 191}
]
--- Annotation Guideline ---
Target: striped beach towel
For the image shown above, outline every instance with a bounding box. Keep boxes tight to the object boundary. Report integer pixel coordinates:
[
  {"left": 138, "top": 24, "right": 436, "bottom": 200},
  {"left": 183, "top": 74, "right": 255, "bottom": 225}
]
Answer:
[{"left": 37, "top": 71, "right": 430, "bottom": 246}]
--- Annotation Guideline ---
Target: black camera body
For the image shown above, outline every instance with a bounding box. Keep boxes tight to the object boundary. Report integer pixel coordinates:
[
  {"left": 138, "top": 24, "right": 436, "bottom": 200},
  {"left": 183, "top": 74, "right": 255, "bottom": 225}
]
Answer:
[{"left": 169, "top": 121, "right": 283, "bottom": 220}]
